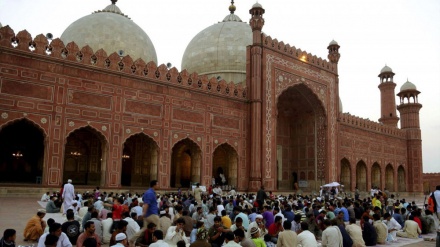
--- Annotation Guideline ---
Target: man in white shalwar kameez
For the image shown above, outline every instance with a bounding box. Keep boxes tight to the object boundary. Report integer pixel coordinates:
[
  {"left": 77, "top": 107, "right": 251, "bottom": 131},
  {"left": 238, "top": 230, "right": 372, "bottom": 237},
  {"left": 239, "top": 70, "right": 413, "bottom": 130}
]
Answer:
[
  {"left": 383, "top": 213, "right": 401, "bottom": 242},
  {"left": 62, "top": 179, "right": 75, "bottom": 214},
  {"left": 321, "top": 219, "right": 343, "bottom": 247}
]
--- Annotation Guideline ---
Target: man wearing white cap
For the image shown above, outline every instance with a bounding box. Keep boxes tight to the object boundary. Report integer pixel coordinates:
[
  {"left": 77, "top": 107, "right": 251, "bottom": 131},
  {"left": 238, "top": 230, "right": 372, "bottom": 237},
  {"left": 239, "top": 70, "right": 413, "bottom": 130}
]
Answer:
[
  {"left": 62, "top": 179, "right": 75, "bottom": 214},
  {"left": 111, "top": 233, "right": 127, "bottom": 247},
  {"left": 246, "top": 214, "right": 266, "bottom": 239}
]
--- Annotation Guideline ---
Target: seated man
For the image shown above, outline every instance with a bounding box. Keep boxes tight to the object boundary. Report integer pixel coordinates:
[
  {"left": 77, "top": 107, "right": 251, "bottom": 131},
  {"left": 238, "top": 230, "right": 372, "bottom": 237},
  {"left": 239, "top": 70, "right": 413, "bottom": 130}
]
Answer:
[
  {"left": 61, "top": 211, "right": 80, "bottom": 245},
  {"left": 165, "top": 218, "right": 189, "bottom": 246},
  {"left": 46, "top": 196, "right": 61, "bottom": 213},
  {"left": 208, "top": 216, "right": 229, "bottom": 247},
  {"left": 397, "top": 215, "right": 421, "bottom": 239},
  {"left": 134, "top": 222, "right": 156, "bottom": 247},
  {"left": 1, "top": 229, "right": 16, "bottom": 247},
  {"left": 37, "top": 223, "right": 72, "bottom": 247},
  {"left": 77, "top": 221, "right": 101, "bottom": 247},
  {"left": 24, "top": 209, "right": 47, "bottom": 241}
]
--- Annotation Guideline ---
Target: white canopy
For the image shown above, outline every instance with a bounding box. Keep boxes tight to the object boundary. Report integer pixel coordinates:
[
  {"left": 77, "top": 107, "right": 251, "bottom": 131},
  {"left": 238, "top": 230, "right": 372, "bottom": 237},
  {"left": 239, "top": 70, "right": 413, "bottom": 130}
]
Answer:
[{"left": 322, "top": 182, "right": 340, "bottom": 187}]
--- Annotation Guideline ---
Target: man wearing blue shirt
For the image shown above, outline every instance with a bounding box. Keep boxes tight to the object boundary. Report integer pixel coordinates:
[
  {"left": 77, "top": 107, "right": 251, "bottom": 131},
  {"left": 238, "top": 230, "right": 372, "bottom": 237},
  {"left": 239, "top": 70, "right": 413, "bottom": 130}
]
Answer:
[
  {"left": 130, "top": 180, "right": 159, "bottom": 244},
  {"left": 340, "top": 203, "right": 349, "bottom": 222}
]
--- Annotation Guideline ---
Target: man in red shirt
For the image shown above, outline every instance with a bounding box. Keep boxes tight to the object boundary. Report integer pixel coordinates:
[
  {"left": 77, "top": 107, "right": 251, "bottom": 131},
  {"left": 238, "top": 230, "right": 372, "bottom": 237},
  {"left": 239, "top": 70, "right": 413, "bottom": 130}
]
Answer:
[{"left": 267, "top": 216, "right": 284, "bottom": 243}]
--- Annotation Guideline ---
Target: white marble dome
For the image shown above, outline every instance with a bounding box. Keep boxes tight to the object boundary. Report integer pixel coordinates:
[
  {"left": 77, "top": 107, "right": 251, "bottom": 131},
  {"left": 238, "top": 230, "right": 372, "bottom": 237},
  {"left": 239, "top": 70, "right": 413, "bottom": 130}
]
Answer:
[
  {"left": 400, "top": 80, "right": 417, "bottom": 92},
  {"left": 329, "top": 39, "right": 338, "bottom": 46},
  {"left": 60, "top": 2, "right": 157, "bottom": 63},
  {"left": 380, "top": 65, "right": 393, "bottom": 73},
  {"left": 181, "top": 5, "right": 252, "bottom": 84}
]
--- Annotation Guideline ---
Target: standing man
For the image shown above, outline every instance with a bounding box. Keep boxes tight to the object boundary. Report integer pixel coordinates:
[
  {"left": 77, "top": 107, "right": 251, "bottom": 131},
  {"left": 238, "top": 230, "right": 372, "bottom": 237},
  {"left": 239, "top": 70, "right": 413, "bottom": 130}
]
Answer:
[
  {"left": 62, "top": 179, "right": 75, "bottom": 215},
  {"left": 130, "top": 180, "right": 159, "bottom": 244},
  {"left": 256, "top": 186, "right": 267, "bottom": 208},
  {"left": 434, "top": 185, "right": 440, "bottom": 220},
  {"left": 194, "top": 183, "right": 203, "bottom": 204}
]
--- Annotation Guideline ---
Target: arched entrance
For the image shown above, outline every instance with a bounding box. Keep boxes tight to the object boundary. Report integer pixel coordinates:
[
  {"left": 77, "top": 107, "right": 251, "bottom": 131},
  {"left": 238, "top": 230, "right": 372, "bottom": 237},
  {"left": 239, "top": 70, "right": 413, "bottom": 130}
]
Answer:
[
  {"left": 397, "top": 166, "right": 406, "bottom": 192},
  {"left": 340, "top": 158, "right": 351, "bottom": 189},
  {"left": 385, "top": 164, "right": 394, "bottom": 191},
  {"left": 0, "top": 119, "right": 45, "bottom": 183},
  {"left": 170, "top": 138, "right": 201, "bottom": 188},
  {"left": 371, "top": 162, "right": 381, "bottom": 189},
  {"left": 356, "top": 160, "right": 367, "bottom": 191},
  {"left": 212, "top": 143, "right": 238, "bottom": 187},
  {"left": 121, "top": 133, "right": 159, "bottom": 187},
  {"left": 63, "top": 126, "right": 107, "bottom": 185},
  {"left": 276, "top": 84, "right": 326, "bottom": 191}
]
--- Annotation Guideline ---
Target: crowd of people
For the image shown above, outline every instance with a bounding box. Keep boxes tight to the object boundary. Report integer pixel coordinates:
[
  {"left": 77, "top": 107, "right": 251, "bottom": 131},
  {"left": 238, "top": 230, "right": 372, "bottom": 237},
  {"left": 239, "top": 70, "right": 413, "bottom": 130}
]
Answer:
[{"left": 2, "top": 181, "right": 440, "bottom": 247}]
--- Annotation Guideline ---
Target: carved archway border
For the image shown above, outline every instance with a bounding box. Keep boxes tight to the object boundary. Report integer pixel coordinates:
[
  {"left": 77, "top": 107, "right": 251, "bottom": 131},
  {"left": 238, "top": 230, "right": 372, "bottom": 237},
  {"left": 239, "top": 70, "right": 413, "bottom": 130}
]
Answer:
[{"left": 265, "top": 54, "right": 336, "bottom": 181}]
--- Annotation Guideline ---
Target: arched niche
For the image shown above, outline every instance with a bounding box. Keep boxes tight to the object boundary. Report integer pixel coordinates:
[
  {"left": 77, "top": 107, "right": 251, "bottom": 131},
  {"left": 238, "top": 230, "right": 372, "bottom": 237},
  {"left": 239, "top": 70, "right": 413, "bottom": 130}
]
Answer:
[
  {"left": 0, "top": 118, "right": 45, "bottom": 183},
  {"left": 398, "top": 166, "right": 406, "bottom": 192},
  {"left": 356, "top": 160, "right": 367, "bottom": 191},
  {"left": 63, "top": 126, "right": 107, "bottom": 185},
  {"left": 170, "top": 138, "right": 201, "bottom": 188},
  {"left": 340, "top": 158, "right": 351, "bottom": 189},
  {"left": 212, "top": 143, "right": 238, "bottom": 188},
  {"left": 371, "top": 162, "right": 381, "bottom": 189},
  {"left": 121, "top": 133, "right": 159, "bottom": 187},
  {"left": 385, "top": 164, "right": 394, "bottom": 191}
]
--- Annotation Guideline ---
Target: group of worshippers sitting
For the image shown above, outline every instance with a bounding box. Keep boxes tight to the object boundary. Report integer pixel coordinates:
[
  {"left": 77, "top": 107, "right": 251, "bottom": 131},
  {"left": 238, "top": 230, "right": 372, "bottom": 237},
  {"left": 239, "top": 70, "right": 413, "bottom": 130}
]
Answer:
[{"left": 15, "top": 183, "right": 440, "bottom": 247}]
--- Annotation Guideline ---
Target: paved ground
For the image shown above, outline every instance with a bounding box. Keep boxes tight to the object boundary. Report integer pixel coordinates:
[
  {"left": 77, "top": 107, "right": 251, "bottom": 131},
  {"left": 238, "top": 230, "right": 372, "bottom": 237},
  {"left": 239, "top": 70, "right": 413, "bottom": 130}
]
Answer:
[{"left": 0, "top": 196, "right": 437, "bottom": 247}]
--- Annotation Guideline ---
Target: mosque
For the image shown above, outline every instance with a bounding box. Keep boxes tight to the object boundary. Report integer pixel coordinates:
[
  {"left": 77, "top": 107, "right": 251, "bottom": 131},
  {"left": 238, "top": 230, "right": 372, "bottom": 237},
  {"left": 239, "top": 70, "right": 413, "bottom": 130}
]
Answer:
[{"left": 0, "top": 1, "right": 438, "bottom": 193}]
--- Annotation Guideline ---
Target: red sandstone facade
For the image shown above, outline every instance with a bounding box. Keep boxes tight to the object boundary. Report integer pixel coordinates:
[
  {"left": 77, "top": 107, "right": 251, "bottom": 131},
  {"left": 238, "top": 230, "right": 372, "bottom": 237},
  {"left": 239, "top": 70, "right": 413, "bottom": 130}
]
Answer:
[{"left": 0, "top": 5, "right": 437, "bottom": 192}]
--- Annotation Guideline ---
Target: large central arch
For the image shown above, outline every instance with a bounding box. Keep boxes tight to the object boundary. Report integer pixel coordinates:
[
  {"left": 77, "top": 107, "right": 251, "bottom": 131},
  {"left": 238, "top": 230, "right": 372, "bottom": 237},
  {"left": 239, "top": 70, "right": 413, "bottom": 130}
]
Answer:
[
  {"left": 170, "top": 138, "right": 201, "bottom": 188},
  {"left": 0, "top": 118, "right": 45, "bottom": 183},
  {"left": 276, "top": 84, "right": 326, "bottom": 191}
]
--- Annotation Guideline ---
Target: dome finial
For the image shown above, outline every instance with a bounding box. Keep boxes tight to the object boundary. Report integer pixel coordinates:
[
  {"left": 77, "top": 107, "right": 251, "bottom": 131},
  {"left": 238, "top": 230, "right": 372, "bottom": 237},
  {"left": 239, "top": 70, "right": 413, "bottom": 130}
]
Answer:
[
  {"left": 229, "top": 0, "right": 236, "bottom": 14},
  {"left": 111, "top": 0, "right": 117, "bottom": 5}
]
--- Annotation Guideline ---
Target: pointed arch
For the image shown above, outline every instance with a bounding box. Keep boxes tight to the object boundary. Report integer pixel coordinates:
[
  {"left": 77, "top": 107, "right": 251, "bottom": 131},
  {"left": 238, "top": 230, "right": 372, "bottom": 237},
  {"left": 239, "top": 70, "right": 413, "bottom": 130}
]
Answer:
[
  {"left": 212, "top": 143, "right": 238, "bottom": 187},
  {"left": 385, "top": 164, "right": 394, "bottom": 191},
  {"left": 0, "top": 118, "right": 46, "bottom": 183},
  {"left": 356, "top": 160, "right": 367, "bottom": 191},
  {"left": 340, "top": 158, "right": 351, "bottom": 189},
  {"left": 398, "top": 166, "right": 406, "bottom": 192},
  {"left": 63, "top": 126, "right": 108, "bottom": 185},
  {"left": 170, "top": 138, "right": 202, "bottom": 188},
  {"left": 121, "top": 133, "right": 159, "bottom": 187},
  {"left": 371, "top": 162, "right": 381, "bottom": 189},
  {"left": 275, "top": 84, "right": 326, "bottom": 190}
]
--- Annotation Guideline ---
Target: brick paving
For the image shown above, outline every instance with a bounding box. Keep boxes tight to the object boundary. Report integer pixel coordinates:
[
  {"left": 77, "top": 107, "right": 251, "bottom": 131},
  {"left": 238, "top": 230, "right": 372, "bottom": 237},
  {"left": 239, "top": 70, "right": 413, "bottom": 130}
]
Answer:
[{"left": 0, "top": 196, "right": 437, "bottom": 247}]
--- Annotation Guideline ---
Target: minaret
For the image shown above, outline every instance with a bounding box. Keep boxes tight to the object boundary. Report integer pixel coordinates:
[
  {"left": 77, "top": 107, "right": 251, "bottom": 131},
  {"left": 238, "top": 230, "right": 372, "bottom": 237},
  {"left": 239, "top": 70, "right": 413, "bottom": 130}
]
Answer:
[
  {"left": 378, "top": 65, "right": 399, "bottom": 127},
  {"left": 397, "top": 80, "right": 423, "bottom": 192},
  {"left": 248, "top": 2, "right": 265, "bottom": 190},
  {"left": 327, "top": 40, "right": 341, "bottom": 64}
]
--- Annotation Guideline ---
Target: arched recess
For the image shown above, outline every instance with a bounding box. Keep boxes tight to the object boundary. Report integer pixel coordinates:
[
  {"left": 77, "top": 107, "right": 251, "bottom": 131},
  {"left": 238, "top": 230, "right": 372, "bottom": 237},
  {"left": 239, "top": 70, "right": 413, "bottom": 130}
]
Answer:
[
  {"left": 170, "top": 138, "right": 201, "bottom": 188},
  {"left": 340, "top": 158, "right": 351, "bottom": 189},
  {"left": 397, "top": 166, "right": 406, "bottom": 192},
  {"left": 385, "top": 164, "right": 394, "bottom": 191},
  {"left": 212, "top": 143, "right": 238, "bottom": 187},
  {"left": 371, "top": 162, "right": 381, "bottom": 189},
  {"left": 121, "top": 133, "right": 159, "bottom": 187},
  {"left": 276, "top": 84, "right": 326, "bottom": 191},
  {"left": 0, "top": 118, "right": 45, "bottom": 183},
  {"left": 63, "top": 126, "right": 107, "bottom": 185},
  {"left": 356, "top": 160, "right": 367, "bottom": 191}
]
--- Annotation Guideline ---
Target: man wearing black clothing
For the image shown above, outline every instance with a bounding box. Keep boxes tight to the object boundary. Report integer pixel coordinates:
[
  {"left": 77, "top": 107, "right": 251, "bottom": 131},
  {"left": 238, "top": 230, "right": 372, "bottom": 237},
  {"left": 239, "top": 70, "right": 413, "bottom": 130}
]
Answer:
[
  {"left": 62, "top": 211, "right": 80, "bottom": 244},
  {"left": 0, "top": 229, "right": 16, "bottom": 247},
  {"left": 362, "top": 215, "right": 377, "bottom": 246}
]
